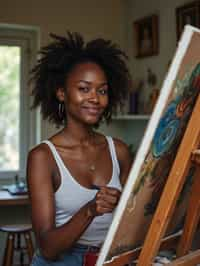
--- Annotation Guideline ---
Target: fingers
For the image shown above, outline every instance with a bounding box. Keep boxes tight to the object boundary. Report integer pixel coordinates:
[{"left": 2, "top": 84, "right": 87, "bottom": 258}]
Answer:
[
  {"left": 95, "top": 186, "right": 121, "bottom": 214},
  {"left": 96, "top": 190, "right": 118, "bottom": 206},
  {"left": 99, "top": 186, "right": 121, "bottom": 197},
  {"left": 87, "top": 186, "right": 121, "bottom": 217}
]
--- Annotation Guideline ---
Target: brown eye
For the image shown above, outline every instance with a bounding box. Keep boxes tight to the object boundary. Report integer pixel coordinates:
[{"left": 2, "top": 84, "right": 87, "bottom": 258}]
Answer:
[
  {"left": 79, "top": 87, "right": 89, "bottom": 93},
  {"left": 98, "top": 88, "right": 108, "bottom": 95}
]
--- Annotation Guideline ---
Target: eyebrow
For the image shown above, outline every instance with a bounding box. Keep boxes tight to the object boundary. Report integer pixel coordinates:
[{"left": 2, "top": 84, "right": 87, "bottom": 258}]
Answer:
[{"left": 78, "top": 80, "right": 108, "bottom": 86}]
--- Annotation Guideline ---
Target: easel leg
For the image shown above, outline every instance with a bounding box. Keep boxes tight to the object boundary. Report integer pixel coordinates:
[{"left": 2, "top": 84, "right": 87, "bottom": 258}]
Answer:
[{"left": 176, "top": 164, "right": 200, "bottom": 257}]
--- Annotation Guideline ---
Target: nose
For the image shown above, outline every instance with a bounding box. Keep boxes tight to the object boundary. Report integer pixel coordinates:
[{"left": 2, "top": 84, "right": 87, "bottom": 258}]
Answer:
[{"left": 89, "top": 89, "right": 99, "bottom": 103}]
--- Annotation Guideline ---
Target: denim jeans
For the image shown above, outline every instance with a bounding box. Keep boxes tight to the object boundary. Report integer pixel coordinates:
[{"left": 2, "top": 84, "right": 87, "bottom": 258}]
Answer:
[{"left": 31, "top": 244, "right": 99, "bottom": 266}]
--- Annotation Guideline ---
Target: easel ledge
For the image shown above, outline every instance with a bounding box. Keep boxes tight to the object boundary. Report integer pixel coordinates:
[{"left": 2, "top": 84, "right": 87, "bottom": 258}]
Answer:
[{"left": 104, "top": 231, "right": 181, "bottom": 266}]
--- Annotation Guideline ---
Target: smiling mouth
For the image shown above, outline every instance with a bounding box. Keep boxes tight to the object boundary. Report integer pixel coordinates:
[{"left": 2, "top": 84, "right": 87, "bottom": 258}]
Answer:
[{"left": 83, "top": 107, "right": 103, "bottom": 116}]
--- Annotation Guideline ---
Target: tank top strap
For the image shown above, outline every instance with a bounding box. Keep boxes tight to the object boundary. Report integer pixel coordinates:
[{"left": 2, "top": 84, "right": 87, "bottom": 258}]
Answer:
[
  {"left": 42, "top": 140, "right": 65, "bottom": 173},
  {"left": 106, "top": 136, "right": 120, "bottom": 176}
]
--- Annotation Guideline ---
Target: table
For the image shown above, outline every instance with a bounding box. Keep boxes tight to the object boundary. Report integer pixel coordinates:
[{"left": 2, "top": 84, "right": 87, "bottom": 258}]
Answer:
[{"left": 0, "top": 190, "right": 29, "bottom": 206}]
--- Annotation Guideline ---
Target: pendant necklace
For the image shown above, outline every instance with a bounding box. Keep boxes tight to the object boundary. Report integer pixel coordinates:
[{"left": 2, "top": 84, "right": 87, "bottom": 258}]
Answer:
[
  {"left": 89, "top": 165, "right": 96, "bottom": 171},
  {"left": 88, "top": 150, "right": 98, "bottom": 171},
  {"left": 88, "top": 131, "right": 98, "bottom": 172},
  {"left": 88, "top": 152, "right": 97, "bottom": 172}
]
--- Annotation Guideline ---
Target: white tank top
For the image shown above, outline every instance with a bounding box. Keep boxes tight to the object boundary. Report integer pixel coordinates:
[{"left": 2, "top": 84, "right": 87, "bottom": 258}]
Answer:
[{"left": 43, "top": 136, "right": 121, "bottom": 247}]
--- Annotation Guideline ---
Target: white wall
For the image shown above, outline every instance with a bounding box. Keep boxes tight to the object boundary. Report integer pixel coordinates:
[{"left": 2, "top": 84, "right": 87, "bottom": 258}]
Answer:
[
  {"left": 0, "top": 0, "right": 127, "bottom": 139},
  {"left": 0, "top": 0, "right": 126, "bottom": 46}
]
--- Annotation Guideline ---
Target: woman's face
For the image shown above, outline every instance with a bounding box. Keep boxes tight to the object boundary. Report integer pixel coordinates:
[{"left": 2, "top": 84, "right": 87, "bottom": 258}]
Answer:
[{"left": 62, "top": 62, "right": 109, "bottom": 125}]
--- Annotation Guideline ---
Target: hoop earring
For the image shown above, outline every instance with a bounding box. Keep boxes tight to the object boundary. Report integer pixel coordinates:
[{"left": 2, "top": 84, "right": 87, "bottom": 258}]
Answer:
[{"left": 58, "top": 102, "right": 64, "bottom": 119}]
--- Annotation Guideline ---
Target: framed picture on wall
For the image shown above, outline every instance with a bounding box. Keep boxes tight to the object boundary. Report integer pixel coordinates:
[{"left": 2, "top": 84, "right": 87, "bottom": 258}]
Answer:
[
  {"left": 176, "top": 1, "right": 200, "bottom": 40},
  {"left": 133, "top": 14, "right": 159, "bottom": 58}
]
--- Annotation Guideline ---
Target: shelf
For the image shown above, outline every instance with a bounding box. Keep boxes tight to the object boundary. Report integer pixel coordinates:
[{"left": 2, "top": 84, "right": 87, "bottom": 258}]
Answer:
[{"left": 113, "top": 114, "right": 150, "bottom": 120}]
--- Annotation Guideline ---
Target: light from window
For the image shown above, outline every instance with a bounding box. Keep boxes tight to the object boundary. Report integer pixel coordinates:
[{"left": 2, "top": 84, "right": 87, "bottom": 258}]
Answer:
[{"left": 0, "top": 46, "right": 20, "bottom": 170}]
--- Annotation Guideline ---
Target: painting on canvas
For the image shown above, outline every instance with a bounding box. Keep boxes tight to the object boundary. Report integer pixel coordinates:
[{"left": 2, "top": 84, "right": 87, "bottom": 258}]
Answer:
[{"left": 96, "top": 25, "right": 200, "bottom": 265}]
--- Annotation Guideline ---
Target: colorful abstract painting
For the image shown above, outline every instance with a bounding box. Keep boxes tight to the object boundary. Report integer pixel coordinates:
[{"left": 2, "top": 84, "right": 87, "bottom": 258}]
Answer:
[{"left": 96, "top": 25, "right": 200, "bottom": 265}]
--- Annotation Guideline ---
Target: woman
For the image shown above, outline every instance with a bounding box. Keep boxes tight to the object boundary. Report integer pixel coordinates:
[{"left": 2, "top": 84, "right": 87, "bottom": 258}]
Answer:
[{"left": 27, "top": 31, "right": 132, "bottom": 265}]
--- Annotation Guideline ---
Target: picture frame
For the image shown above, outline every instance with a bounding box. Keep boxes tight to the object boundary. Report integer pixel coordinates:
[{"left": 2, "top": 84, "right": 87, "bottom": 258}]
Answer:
[
  {"left": 133, "top": 14, "right": 159, "bottom": 58},
  {"left": 176, "top": 1, "right": 200, "bottom": 40}
]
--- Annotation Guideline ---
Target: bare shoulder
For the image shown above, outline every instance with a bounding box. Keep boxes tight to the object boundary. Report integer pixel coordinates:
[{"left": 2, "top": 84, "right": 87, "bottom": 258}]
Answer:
[
  {"left": 27, "top": 143, "right": 55, "bottom": 179},
  {"left": 27, "top": 142, "right": 56, "bottom": 193},
  {"left": 28, "top": 143, "right": 52, "bottom": 164}
]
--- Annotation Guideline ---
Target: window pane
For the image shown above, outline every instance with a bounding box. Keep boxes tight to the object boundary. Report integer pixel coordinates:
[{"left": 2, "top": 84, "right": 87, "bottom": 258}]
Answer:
[{"left": 0, "top": 46, "right": 20, "bottom": 170}]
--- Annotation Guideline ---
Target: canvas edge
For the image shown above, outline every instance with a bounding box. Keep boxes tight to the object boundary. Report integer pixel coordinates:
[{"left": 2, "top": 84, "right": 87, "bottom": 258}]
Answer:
[{"left": 96, "top": 25, "right": 196, "bottom": 266}]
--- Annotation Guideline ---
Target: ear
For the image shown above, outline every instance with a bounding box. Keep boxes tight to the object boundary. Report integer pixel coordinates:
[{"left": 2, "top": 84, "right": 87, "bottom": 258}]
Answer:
[{"left": 56, "top": 88, "right": 65, "bottom": 102}]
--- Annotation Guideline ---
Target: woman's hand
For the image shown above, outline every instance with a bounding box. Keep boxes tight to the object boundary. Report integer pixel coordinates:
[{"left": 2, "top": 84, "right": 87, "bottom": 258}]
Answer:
[{"left": 87, "top": 186, "right": 121, "bottom": 217}]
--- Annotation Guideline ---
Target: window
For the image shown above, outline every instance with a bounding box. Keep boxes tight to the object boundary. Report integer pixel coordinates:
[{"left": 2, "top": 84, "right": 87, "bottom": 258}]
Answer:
[{"left": 0, "top": 24, "right": 40, "bottom": 179}]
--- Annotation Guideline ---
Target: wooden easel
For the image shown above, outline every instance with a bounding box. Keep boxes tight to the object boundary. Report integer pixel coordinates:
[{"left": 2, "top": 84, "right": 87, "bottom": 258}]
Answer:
[{"left": 103, "top": 93, "right": 200, "bottom": 266}]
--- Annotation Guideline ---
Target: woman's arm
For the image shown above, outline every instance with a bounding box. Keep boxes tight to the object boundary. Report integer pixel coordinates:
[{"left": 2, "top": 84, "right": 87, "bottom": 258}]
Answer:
[{"left": 27, "top": 145, "right": 120, "bottom": 260}]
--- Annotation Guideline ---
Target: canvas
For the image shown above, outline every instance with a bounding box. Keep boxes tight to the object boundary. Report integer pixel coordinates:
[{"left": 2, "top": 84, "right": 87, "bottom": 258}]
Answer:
[{"left": 96, "top": 25, "right": 200, "bottom": 266}]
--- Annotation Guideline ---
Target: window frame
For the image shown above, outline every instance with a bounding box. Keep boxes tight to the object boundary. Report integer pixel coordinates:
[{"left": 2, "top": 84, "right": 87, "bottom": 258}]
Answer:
[{"left": 0, "top": 24, "right": 40, "bottom": 179}]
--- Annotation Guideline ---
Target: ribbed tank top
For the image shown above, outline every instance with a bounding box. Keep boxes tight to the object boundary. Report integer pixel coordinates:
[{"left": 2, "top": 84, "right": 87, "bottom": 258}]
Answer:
[{"left": 43, "top": 136, "right": 121, "bottom": 247}]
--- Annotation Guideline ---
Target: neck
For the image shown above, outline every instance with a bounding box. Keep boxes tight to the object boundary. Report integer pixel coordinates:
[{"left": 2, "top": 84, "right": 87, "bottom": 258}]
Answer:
[{"left": 62, "top": 121, "right": 95, "bottom": 146}]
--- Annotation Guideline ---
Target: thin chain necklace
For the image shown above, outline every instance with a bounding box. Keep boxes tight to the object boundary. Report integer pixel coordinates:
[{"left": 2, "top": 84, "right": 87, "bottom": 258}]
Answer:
[
  {"left": 87, "top": 131, "right": 99, "bottom": 172},
  {"left": 61, "top": 129, "right": 98, "bottom": 172}
]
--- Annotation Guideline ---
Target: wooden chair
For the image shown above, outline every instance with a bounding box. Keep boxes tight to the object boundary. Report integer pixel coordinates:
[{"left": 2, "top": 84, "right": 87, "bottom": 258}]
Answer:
[{"left": 0, "top": 224, "right": 34, "bottom": 266}]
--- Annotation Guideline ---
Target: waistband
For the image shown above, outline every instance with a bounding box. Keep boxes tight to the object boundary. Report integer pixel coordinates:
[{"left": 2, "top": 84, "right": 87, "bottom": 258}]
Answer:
[
  {"left": 75, "top": 243, "right": 100, "bottom": 253},
  {"left": 35, "top": 243, "right": 100, "bottom": 257}
]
